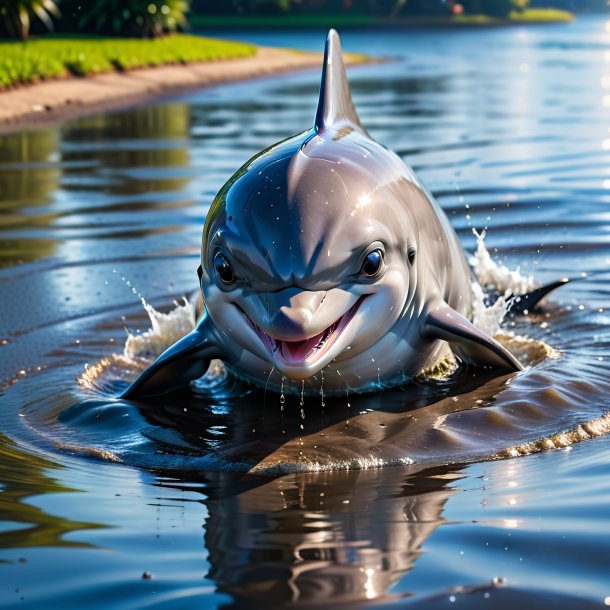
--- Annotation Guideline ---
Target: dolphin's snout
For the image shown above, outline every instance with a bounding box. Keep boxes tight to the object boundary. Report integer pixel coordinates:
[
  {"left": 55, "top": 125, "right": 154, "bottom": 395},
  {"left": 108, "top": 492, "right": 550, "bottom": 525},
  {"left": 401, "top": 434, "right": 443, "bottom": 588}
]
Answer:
[{"left": 264, "top": 289, "right": 326, "bottom": 340}]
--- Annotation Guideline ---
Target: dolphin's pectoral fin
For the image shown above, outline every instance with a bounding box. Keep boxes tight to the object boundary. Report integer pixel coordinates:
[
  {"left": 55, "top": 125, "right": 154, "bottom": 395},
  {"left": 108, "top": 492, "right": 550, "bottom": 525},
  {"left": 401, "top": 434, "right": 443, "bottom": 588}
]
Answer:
[
  {"left": 424, "top": 303, "right": 523, "bottom": 373},
  {"left": 120, "top": 314, "right": 224, "bottom": 400},
  {"left": 509, "top": 277, "right": 571, "bottom": 315}
]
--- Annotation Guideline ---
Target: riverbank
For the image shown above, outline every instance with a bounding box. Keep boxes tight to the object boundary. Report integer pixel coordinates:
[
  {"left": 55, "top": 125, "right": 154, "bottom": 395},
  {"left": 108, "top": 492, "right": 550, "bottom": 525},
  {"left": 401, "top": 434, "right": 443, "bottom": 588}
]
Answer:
[{"left": 0, "top": 45, "right": 367, "bottom": 134}]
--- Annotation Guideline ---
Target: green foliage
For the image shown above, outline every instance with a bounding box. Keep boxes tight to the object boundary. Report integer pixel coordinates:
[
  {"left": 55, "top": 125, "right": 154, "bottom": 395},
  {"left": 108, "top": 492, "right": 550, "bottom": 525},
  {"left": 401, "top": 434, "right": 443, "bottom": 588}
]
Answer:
[
  {"left": 0, "top": 0, "right": 60, "bottom": 40},
  {"left": 0, "top": 34, "right": 256, "bottom": 88},
  {"left": 78, "top": 0, "right": 190, "bottom": 38}
]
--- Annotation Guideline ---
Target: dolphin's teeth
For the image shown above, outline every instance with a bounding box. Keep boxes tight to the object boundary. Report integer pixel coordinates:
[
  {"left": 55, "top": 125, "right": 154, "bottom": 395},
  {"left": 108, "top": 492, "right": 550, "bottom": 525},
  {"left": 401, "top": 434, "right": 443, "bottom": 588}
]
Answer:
[{"left": 247, "top": 296, "right": 365, "bottom": 365}]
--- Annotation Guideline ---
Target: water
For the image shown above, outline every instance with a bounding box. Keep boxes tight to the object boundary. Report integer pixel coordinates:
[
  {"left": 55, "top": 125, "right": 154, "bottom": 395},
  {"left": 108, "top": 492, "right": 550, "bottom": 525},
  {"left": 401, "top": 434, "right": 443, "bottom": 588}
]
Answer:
[{"left": 2, "top": 16, "right": 610, "bottom": 608}]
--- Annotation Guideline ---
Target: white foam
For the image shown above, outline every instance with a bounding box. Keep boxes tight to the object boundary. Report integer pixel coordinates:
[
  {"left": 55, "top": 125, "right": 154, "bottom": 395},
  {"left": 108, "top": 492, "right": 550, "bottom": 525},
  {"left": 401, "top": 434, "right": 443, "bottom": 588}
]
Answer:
[
  {"left": 500, "top": 411, "right": 610, "bottom": 458},
  {"left": 470, "top": 228, "right": 537, "bottom": 295},
  {"left": 249, "top": 454, "right": 415, "bottom": 474},
  {"left": 471, "top": 281, "right": 511, "bottom": 337},
  {"left": 123, "top": 298, "right": 196, "bottom": 362}
]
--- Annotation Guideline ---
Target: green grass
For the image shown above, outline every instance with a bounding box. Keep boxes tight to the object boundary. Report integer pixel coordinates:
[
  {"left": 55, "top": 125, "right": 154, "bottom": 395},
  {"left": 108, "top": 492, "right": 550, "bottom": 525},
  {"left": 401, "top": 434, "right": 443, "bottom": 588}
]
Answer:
[
  {"left": 508, "top": 8, "right": 574, "bottom": 22},
  {"left": 455, "top": 8, "right": 574, "bottom": 25},
  {"left": 0, "top": 34, "right": 257, "bottom": 88}
]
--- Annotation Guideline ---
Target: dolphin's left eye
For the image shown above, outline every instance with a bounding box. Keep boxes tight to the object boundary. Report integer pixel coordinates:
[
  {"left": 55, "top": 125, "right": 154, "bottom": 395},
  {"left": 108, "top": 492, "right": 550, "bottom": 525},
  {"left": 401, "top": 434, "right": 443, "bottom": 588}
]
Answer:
[
  {"left": 360, "top": 249, "right": 384, "bottom": 277},
  {"left": 214, "top": 252, "right": 235, "bottom": 285}
]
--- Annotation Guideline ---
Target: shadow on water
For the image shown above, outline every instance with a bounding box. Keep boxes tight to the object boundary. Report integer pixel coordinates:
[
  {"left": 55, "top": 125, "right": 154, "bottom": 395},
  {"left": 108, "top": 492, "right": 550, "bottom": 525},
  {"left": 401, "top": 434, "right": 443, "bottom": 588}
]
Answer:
[
  {"left": 134, "top": 369, "right": 513, "bottom": 471},
  {"left": 54, "top": 357, "right": 521, "bottom": 472}
]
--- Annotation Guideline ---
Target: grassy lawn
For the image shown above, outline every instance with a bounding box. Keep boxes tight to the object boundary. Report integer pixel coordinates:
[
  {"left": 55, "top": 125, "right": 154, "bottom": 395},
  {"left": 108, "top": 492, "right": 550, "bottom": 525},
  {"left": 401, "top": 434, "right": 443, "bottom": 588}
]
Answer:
[
  {"left": 455, "top": 8, "right": 574, "bottom": 24},
  {"left": 508, "top": 8, "right": 574, "bottom": 22},
  {"left": 0, "top": 34, "right": 256, "bottom": 89}
]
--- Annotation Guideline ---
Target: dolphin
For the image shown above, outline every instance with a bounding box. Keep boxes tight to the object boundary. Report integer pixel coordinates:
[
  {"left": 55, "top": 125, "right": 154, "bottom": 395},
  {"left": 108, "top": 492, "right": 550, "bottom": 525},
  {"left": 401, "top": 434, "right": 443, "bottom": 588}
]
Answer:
[{"left": 121, "top": 30, "right": 560, "bottom": 401}]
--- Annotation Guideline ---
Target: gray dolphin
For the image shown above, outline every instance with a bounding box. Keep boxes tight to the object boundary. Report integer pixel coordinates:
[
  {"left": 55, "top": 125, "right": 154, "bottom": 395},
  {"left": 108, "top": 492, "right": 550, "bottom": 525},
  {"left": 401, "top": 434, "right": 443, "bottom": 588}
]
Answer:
[{"left": 122, "top": 30, "right": 535, "bottom": 400}]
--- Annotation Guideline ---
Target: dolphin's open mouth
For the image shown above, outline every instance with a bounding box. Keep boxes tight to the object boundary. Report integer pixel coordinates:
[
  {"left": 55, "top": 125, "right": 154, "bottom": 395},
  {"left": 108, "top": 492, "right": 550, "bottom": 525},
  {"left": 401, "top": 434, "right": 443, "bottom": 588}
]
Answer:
[{"left": 245, "top": 297, "right": 364, "bottom": 366}]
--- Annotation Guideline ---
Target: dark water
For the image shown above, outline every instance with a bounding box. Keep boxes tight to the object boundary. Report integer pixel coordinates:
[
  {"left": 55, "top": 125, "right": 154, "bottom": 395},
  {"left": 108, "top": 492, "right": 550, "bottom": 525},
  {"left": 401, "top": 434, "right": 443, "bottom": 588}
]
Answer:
[{"left": 2, "top": 17, "right": 610, "bottom": 608}]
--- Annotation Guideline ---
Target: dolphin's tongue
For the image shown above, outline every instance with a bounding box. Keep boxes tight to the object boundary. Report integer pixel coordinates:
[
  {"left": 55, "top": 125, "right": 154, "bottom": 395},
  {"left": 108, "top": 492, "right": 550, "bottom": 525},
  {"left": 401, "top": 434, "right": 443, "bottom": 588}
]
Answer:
[{"left": 279, "top": 330, "right": 326, "bottom": 363}]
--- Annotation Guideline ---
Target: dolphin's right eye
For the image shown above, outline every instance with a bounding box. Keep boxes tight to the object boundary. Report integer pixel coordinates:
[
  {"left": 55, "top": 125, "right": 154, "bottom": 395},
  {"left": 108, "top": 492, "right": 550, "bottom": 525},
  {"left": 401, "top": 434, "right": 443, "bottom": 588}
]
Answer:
[
  {"left": 360, "top": 249, "right": 384, "bottom": 277},
  {"left": 214, "top": 252, "right": 235, "bottom": 285}
]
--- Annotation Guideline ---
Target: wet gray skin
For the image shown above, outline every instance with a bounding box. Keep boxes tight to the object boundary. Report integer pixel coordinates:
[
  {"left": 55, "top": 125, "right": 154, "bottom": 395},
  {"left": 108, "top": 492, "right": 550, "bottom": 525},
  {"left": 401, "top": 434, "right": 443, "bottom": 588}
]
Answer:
[{"left": 122, "top": 29, "right": 524, "bottom": 400}]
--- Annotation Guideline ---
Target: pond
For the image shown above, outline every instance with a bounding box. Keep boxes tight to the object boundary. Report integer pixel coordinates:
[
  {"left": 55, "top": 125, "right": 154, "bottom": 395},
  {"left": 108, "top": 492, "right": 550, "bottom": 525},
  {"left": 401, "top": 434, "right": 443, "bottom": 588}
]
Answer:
[{"left": 1, "top": 16, "right": 610, "bottom": 609}]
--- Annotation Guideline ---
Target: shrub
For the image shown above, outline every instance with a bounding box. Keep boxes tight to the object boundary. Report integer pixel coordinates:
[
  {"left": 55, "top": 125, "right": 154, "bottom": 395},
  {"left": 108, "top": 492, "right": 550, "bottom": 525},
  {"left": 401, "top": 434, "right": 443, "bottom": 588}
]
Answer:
[
  {"left": 77, "top": 0, "right": 189, "bottom": 38},
  {"left": 0, "top": 0, "right": 61, "bottom": 40}
]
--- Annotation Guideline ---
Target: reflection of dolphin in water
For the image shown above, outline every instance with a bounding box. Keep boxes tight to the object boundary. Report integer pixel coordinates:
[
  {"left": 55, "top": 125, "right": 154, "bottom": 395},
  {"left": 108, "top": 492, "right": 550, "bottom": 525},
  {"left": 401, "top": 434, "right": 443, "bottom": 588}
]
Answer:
[
  {"left": 196, "top": 466, "right": 458, "bottom": 608},
  {"left": 122, "top": 30, "right": 566, "bottom": 400},
  {"left": 151, "top": 465, "right": 603, "bottom": 609}
]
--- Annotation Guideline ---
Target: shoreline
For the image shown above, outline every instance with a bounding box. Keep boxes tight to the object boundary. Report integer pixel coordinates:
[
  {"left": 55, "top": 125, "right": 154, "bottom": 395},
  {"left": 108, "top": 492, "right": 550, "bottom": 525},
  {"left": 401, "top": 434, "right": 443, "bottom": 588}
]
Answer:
[{"left": 0, "top": 47, "right": 367, "bottom": 135}]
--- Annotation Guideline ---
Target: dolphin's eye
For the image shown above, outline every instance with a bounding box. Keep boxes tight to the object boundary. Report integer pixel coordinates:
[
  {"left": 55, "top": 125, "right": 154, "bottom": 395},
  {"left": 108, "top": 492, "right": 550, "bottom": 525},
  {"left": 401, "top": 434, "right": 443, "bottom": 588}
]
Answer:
[
  {"left": 214, "top": 252, "right": 235, "bottom": 284},
  {"left": 360, "top": 249, "right": 384, "bottom": 277},
  {"left": 408, "top": 248, "right": 416, "bottom": 266}
]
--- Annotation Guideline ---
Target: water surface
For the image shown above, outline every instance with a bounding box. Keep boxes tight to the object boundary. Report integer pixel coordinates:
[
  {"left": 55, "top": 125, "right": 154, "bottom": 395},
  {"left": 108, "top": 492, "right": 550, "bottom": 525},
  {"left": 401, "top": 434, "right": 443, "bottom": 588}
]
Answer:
[{"left": 2, "top": 17, "right": 610, "bottom": 608}]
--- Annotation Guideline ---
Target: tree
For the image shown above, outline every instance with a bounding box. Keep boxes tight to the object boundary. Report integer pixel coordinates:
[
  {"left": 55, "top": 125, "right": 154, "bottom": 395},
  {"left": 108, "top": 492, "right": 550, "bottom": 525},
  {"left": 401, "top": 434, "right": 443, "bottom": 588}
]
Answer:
[{"left": 0, "top": 0, "right": 60, "bottom": 40}]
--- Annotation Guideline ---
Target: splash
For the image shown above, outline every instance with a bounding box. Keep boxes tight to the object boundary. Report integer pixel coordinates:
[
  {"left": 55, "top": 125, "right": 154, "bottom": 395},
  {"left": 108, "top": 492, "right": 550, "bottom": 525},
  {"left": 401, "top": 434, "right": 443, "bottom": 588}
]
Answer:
[
  {"left": 124, "top": 298, "right": 196, "bottom": 362},
  {"left": 249, "top": 454, "right": 416, "bottom": 474},
  {"left": 499, "top": 411, "right": 610, "bottom": 458},
  {"left": 470, "top": 228, "right": 537, "bottom": 296},
  {"left": 422, "top": 230, "right": 557, "bottom": 379},
  {"left": 78, "top": 297, "right": 197, "bottom": 393},
  {"left": 471, "top": 280, "right": 510, "bottom": 338}
]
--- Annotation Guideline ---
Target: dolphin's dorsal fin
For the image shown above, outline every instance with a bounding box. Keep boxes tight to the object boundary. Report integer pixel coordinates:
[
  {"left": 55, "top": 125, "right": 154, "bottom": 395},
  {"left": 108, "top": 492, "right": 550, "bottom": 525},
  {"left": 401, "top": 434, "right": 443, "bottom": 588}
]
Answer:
[{"left": 315, "top": 29, "right": 364, "bottom": 134}]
